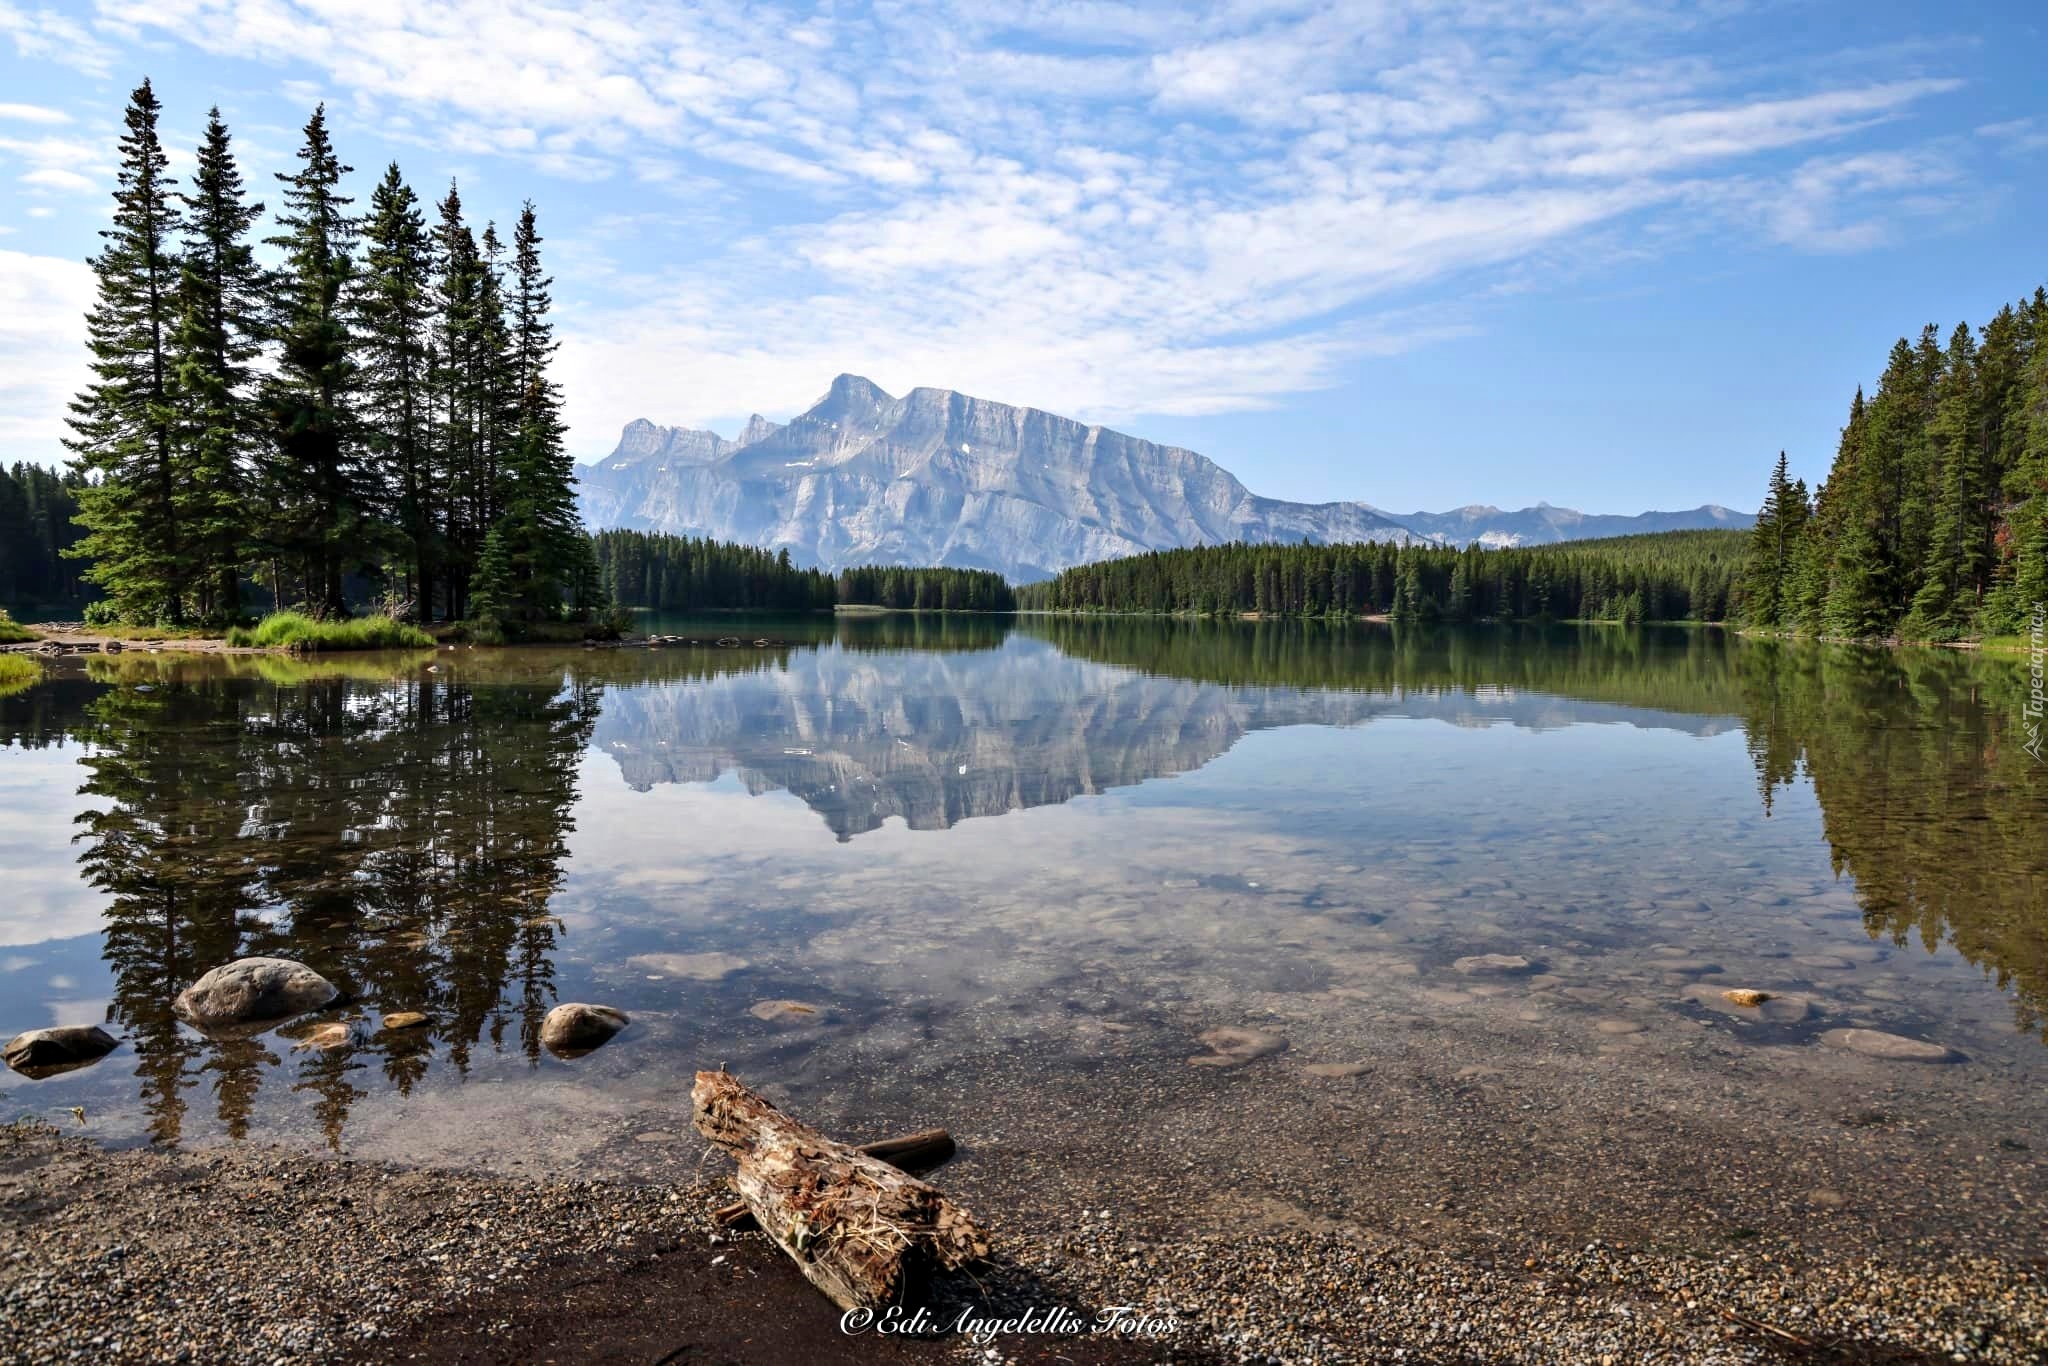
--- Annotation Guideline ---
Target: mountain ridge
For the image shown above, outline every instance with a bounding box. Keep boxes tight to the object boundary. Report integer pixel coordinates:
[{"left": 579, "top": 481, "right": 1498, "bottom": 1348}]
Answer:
[{"left": 577, "top": 375, "right": 1752, "bottom": 579}]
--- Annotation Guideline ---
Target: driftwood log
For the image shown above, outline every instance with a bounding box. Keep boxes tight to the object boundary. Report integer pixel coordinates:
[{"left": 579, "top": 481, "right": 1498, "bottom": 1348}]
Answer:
[
  {"left": 712, "top": 1127, "right": 957, "bottom": 1229},
  {"left": 691, "top": 1070, "right": 988, "bottom": 1310}
]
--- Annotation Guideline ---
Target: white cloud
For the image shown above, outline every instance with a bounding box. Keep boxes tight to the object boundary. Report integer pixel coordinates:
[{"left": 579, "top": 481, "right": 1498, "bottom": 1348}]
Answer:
[
  {"left": 0, "top": 1, "right": 113, "bottom": 76},
  {"left": 0, "top": 249, "right": 92, "bottom": 462},
  {"left": 36, "top": 0, "right": 1987, "bottom": 453},
  {"left": 0, "top": 101, "right": 69, "bottom": 124}
]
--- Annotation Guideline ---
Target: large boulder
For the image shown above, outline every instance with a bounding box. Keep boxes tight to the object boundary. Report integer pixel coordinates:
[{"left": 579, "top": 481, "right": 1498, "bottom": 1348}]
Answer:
[
  {"left": 173, "top": 957, "right": 339, "bottom": 1036},
  {"left": 3, "top": 1025, "right": 119, "bottom": 1079},
  {"left": 541, "top": 1003, "right": 628, "bottom": 1058}
]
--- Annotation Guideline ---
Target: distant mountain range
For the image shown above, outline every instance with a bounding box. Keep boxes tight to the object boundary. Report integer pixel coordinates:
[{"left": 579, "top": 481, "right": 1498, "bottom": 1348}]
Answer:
[{"left": 576, "top": 375, "right": 1751, "bottom": 581}]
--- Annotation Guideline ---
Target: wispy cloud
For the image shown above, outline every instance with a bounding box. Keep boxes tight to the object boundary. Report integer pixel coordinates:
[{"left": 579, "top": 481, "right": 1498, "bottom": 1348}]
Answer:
[{"left": 0, "top": 0, "right": 1990, "bottom": 462}]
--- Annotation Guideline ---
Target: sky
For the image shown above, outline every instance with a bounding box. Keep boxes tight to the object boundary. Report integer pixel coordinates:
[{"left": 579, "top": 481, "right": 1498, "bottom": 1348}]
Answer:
[{"left": 1, "top": 1, "right": 2043, "bottom": 516}]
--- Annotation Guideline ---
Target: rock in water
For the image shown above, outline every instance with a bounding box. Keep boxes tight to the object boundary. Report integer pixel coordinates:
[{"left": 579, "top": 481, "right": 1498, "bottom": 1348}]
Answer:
[
  {"left": 1189, "top": 1026, "right": 1288, "bottom": 1068},
  {"left": 1453, "top": 954, "right": 1534, "bottom": 976},
  {"left": 748, "top": 999, "right": 824, "bottom": 1024},
  {"left": 380, "top": 1011, "right": 430, "bottom": 1031},
  {"left": 1821, "top": 1029, "right": 1961, "bottom": 1063},
  {"left": 541, "top": 1003, "right": 628, "bottom": 1057},
  {"left": 173, "top": 958, "right": 339, "bottom": 1036},
  {"left": 3, "top": 1025, "right": 118, "bottom": 1078}
]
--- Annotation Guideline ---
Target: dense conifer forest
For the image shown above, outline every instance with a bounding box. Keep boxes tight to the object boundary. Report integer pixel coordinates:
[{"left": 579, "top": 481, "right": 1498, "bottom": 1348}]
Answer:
[
  {"left": 48, "top": 80, "right": 597, "bottom": 632},
  {"left": 590, "top": 529, "right": 1016, "bottom": 613},
  {"left": 1016, "top": 532, "right": 1743, "bottom": 622},
  {"left": 0, "top": 464, "right": 89, "bottom": 613},
  {"left": 1742, "top": 287, "right": 2048, "bottom": 640}
]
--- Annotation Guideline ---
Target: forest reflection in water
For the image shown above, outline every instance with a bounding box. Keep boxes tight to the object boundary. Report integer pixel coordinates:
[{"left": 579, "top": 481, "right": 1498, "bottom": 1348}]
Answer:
[{"left": 0, "top": 618, "right": 2043, "bottom": 1152}]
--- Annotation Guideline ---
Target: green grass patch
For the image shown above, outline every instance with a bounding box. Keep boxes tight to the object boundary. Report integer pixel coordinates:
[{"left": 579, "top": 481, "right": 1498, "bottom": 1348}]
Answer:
[
  {"left": 0, "top": 653, "right": 41, "bottom": 694},
  {"left": 225, "top": 611, "right": 435, "bottom": 653},
  {"left": 0, "top": 610, "right": 35, "bottom": 645}
]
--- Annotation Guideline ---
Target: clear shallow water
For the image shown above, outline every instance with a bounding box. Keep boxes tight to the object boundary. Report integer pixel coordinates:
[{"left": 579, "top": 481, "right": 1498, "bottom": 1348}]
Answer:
[{"left": 2, "top": 621, "right": 2045, "bottom": 1249}]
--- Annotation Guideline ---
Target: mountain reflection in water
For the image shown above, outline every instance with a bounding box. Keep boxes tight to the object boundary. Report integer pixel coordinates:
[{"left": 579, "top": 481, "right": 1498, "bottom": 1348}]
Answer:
[{"left": 0, "top": 619, "right": 2043, "bottom": 1153}]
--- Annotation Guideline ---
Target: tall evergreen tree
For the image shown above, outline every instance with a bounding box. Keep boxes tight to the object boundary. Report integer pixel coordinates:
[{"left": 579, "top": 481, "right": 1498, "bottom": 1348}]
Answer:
[
  {"left": 65, "top": 79, "right": 189, "bottom": 623},
  {"left": 430, "top": 185, "right": 483, "bottom": 618},
  {"left": 1744, "top": 452, "right": 1804, "bottom": 627},
  {"left": 262, "top": 105, "right": 362, "bottom": 619},
  {"left": 1909, "top": 323, "right": 1984, "bottom": 636},
  {"left": 358, "top": 163, "right": 437, "bottom": 617},
  {"left": 170, "top": 108, "right": 265, "bottom": 622}
]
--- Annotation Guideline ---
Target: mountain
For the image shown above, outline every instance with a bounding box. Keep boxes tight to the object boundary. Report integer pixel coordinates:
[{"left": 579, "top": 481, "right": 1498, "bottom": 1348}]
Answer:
[
  {"left": 1377, "top": 501, "right": 1752, "bottom": 548},
  {"left": 576, "top": 375, "right": 1751, "bottom": 580}
]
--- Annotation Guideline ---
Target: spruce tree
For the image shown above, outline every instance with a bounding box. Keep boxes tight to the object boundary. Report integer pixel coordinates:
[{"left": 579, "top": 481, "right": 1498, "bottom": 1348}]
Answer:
[
  {"left": 171, "top": 108, "right": 265, "bottom": 623},
  {"left": 263, "top": 105, "right": 361, "bottom": 619},
  {"left": 358, "top": 163, "right": 436, "bottom": 618},
  {"left": 65, "top": 79, "right": 188, "bottom": 623},
  {"left": 1744, "top": 452, "right": 1798, "bottom": 626},
  {"left": 431, "top": 185, "right": 483, "bottom": 616},
  {"left": 1910, "top": 323, "right": 1983, "bottom": 636}
]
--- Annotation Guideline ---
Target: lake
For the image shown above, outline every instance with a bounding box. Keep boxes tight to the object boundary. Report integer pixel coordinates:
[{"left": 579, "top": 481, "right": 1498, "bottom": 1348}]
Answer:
[{"left": 3, "top": 619, "right": 2044, "bottom": 1260}]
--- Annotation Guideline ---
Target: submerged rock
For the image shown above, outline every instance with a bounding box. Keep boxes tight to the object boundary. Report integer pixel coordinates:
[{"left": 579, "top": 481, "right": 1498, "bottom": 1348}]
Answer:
[
  {"left": 1682, "top": 983, "right": 1812, "bottom": 1024},
  {"left": 1453, "top": 954, "right": 1533, "bottom": 976},
  {"left": 629, "top": 952, "right": 749, "bottom": 981},
  {"left": 1821, "top": 1028, "right": 1961, "bottom": 1063},
  {"left": 747, "top": 999, "right": 824, "bottom": 1024},
  {"left": 1302, "top": 1062, "right": 1368, "bottom": 1079},
  {"left": 380, "top": 1011, "right": 430, "bottom": 1031},
  {"left": 4, "top": 1025, "right": 119, "bottom": 1079},
  {"left": 1722, "top": 989, "right": 1772, "bottom": 1007},
  {"left": 289, "top": 1020, "right": 365, "bottom": 1054},
  {"left": 173, "top": 958, "right": 339, "bottom": 1036},
  {"left": 541, "top": 1003, "right": 628, "bottom": 1057},
  {"left": 1189, "top": 1027, "right": 1288, "bottom": 1068}
]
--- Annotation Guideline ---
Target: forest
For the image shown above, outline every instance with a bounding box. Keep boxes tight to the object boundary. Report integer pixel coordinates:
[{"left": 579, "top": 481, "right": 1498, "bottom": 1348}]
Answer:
[
  {"left": 1742, "top": 286, "right": 2048, "bottom": 640},
  {"left": 1016, "top": 531, "right": 1744, "bottom": 622},
  {"left": 591, "top": 528, "right": 1016, "bottom": 613},
  {"left": 0, "top": 464, "right": 88, "bottom": 614},
  {"left": 50, "top": 80, "right": 595, "bottom": 632}
]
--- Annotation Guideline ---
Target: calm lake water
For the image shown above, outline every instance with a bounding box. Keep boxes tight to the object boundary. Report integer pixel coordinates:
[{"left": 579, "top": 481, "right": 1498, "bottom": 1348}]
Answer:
[{"left": 3, "top": 619, "right": 2045, "bottom": 1253}]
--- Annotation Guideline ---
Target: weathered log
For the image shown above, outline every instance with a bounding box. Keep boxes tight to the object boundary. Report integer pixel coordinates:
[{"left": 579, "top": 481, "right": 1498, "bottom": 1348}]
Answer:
[
  {"left": 691, "top": 1070, "right": 988, "bottom": 1310},
  {"left": 712, "top": 1127, "right": 956, "bottom": 1228}
]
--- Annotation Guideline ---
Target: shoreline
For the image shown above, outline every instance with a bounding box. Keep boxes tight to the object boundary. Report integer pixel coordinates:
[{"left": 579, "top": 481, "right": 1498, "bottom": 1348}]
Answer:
[{"left": 4, "top": 1122, "right": 2042, "bottom": 1364}]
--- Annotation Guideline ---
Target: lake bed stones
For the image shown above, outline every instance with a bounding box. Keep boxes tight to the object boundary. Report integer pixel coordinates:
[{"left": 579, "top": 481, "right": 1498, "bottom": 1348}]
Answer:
[
  {"left": 1453, "top": 954, "right": 1534, "bottom": 977},
  {"left": 1682, "top": 983, "right": 1812, "bottom": 1023}
]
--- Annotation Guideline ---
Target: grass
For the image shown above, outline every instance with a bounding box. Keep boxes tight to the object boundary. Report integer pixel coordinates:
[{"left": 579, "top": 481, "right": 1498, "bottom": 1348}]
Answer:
[
  {"left": 225, "top": 611, "right": 435, "bottom": 653},
  {"left": 0, "top": 653, "right": 41, "bottom": 695},
  {"left": 0, "top": 610, "right": 34, "bottom": 645}
]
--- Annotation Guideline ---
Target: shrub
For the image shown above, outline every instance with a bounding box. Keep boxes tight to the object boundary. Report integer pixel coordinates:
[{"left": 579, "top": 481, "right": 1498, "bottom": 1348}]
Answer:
[
  {"left": 0, "top": 610, "right": 33, "bottom": 645},
  {"left": 225, "top": 611, "right": 435, "bottom": 653}
]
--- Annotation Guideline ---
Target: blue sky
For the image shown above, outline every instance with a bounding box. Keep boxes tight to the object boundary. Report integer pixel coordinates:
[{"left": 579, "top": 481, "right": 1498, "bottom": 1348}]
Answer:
[{"left": 1, "top": 1, "right": 2043, "bottom": 515}]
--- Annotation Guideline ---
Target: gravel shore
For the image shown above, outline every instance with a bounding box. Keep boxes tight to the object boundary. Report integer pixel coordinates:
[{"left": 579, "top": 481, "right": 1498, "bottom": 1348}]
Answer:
[{"left": 4, "top": 1121, "right": 2044, "bottom": 1364}]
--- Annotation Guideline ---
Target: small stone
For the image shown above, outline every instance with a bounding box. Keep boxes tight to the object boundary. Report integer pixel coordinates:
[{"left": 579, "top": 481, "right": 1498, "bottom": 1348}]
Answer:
[
  {"left": 1303, "top": 1062, "right": 1368, "bottom": 1079},
  {"left": 1453, "top": 954, "right": 1533, "bottom": 976},
  {"left": 1721, "top": 989, "right": 1772, "bottom": 1007},
  {"left": 379, "top": 1012, "right": 430, "bottom": 1031},
  {"left": 173, "top": 957, "right": 339, "bottom": 1036},
  {"left": 1820, "top": 1028, "right": 1961, "bottom": 1063},
  {"left": 1682, "top": 983, "right": 1811, "bottom": 1023},
  {"left": 3, "top": 1025, "right": 119, "bottom": 1079},
  {"left": 540, "top": 1003, "right": 629, "bottom": 1057},
  {"left": 1189, "top": 1027, "right": 1288, "bottom": 1068},
  {"left": 289, "top": 1021, "right": 362, "bottom": 1054},
  {"left": 747, "top": 999, "right": 824, "bottom": 1024},
  {"left": 1595, "top": 1019, "right": 1646, "bottom": 1035},
  {"left": 1647, "top": 958, "right": 1722, "bottom": 976}
]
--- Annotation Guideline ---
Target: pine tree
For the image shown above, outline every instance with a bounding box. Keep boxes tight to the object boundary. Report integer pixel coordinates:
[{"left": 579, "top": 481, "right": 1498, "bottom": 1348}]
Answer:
[
  {"left": 1910, "top": 323, "right": 1984, "bottom": 636},
  {"left": 1744, "top": 452, "right": 1801, "bottom": 626},
  {"left": 65, "top": 79, "right": 189, "bottom": 623},
  {"left": 171, "top": 108, "right": 265, "bottom": 623},
  {"left": 430, "top": 185, "right": 483, "bottom": 617},
  {"left": 358, "top": 163, "right": 436, "bottom": 618},
  {"left": 263, "top": 105, "right": 362, "bottom": 619}
]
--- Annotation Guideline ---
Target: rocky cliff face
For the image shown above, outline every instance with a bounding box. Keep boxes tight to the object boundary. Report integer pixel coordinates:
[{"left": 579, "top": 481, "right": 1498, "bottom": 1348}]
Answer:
[
  {"left": 576, "top": 375, "right": 1421, "bottom": 579},
  {"left": 576, "top": 375, "right": 1751, "bottom": 579}
]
